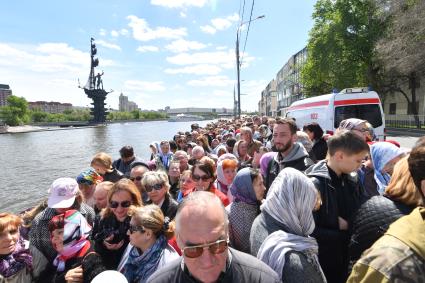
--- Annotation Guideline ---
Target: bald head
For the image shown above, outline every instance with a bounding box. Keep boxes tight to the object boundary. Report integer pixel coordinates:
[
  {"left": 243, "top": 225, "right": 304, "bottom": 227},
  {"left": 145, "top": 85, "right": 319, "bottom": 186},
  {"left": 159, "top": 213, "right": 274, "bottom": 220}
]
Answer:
[{"left": 175, "top": 191, "right": 228, "bottom": 235}]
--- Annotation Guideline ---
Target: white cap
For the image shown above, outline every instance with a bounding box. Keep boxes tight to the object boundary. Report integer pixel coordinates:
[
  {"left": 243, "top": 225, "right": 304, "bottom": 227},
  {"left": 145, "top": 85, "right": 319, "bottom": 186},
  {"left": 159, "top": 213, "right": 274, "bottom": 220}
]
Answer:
[
  {"left": 91, "top": 270, "right": 128, "bottom": 283},
  {"left": 47, "top": 178, "right": 79, "bottom": 209}
]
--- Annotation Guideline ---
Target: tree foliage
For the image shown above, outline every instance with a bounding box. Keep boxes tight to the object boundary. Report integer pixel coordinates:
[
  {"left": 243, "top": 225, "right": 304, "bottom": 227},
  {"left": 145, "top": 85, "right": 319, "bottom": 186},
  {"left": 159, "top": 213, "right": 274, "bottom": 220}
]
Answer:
[
  {"left": 302, "top": 0, "right": 385, "bottom": 96},
  {"left": 0, "top": 96, "right": 30, "bottom": 126}
]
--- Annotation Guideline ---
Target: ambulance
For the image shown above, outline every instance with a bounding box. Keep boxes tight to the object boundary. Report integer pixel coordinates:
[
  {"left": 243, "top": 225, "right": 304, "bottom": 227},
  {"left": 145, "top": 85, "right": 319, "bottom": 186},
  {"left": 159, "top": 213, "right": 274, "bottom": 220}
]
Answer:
[{"left": 283, "top": 87, "right": 385, "bottom": 141}]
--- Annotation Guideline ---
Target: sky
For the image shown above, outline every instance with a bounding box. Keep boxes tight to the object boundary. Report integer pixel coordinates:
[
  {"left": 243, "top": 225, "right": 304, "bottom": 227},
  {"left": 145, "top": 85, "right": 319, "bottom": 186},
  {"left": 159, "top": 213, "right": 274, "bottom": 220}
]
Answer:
[{"left": 0, "top": 0, "right": 317, "bottom": 111}]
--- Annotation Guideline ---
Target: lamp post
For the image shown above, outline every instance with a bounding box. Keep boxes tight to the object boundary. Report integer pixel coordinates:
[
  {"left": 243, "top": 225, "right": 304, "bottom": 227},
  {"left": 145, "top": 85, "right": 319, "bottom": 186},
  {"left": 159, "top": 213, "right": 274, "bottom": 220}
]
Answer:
[{"left": 236, "top": 15, "right": 265, "bottom": 119}]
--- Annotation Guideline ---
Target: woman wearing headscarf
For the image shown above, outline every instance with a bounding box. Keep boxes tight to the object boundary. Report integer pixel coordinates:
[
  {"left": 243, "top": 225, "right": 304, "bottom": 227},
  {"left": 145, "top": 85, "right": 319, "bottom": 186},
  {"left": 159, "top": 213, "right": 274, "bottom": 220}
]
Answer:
[
  {"left": 149, "top": 142, "right": 160, "bottom": 161},
  {"left": 118, "top": 205, "right": 179, "bottom": 283},
  {"left": 369, "top": 142, "right": 406, "bottom": 195},
  {"left": 251, "top": 168, "right": 326, "bottom": 283},
  {"left": 348, "top": 156, "right": 423, "bottom": 270},
  {"left": 226, "top": 168, "right": 265, "bottom": 253},
  {"left": 38, "top": 210, "right": 104, "bottom": 283},
  {"left": 215, "top": 159, "right": 238, "bottom": 202},
  {"left": 0, "top": 213, "right": 43, "bottom": 283},
  {"left": 337, "top": 118, "right": 369, "bottom": 141}
]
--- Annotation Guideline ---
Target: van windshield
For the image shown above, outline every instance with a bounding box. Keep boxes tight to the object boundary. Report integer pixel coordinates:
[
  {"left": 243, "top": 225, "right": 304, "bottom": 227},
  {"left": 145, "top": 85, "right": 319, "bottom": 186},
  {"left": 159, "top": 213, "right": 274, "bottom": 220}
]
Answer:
[{"left": 334, "top": 104, "right": 383, "bottom": 128}]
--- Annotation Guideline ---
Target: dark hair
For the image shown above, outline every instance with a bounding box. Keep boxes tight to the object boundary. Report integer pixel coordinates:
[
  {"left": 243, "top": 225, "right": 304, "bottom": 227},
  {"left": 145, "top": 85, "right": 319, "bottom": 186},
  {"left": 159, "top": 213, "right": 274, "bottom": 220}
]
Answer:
[
  {"left": 327, "top": 131, "right": 369, "bottom": 156},
  {"left": 191, "top": 159, "right": 216, "bottom": 180},
  {"left": 408, "top": 136, "right": 425, "bottom": 190},
  {"left": 119, "top": 146, "right": 134, "bottom": 158},
  {"left": 303, "top": 122, "right": 324, "bottom": 140},
  {"left": 275, "top": 118, "right": 297, "bottom": 135},
  {"left": 169, "top": 140, "right": 177, "bottom": 151},
  {"left": 226, "top": 138, "right": 237, "bottom": 148}
]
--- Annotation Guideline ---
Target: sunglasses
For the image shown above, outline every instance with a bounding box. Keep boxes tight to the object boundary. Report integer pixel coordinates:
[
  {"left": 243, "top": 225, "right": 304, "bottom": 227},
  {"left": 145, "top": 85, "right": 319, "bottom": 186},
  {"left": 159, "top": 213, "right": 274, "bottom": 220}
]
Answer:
[
  {"left": 354, "top": 127, "right": 369, "bottom": 133},
  {"left": 145, "top": 183, "right": 164, "bottom": 192},
  {"left": 130, "top": 176, "right": 142, "bottom": 182},
  {"left": 128, "top": 224, "right": 146, "bottom": 234},
  {"left": 109, "top": 200, "right": 131, "bottom": 209},
  {"left": 182, "top": 239, "right": 228, "bottom": 258},
  {"left": 192, "top": 174, "right": 211, "bottom": 182}
]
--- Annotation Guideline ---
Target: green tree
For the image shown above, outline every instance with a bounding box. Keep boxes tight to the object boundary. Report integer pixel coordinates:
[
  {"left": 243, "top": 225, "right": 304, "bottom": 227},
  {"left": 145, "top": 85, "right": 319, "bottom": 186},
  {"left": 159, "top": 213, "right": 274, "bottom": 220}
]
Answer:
[
  {"left": 374, "top": 0, "right": 425, "bottom": 127},
  {"left": 302, "top": 0, "right": 385, "bottom": 96},
  {"left": 31, "top": 111, "right": 48, "bottom": 123},
  {"left": 0, "top": 95, "right": 30, "bottom": 126}
]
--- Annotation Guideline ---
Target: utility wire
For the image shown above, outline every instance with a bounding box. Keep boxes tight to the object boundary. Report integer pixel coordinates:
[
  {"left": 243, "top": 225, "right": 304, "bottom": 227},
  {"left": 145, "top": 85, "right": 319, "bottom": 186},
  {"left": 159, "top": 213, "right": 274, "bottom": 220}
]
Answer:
[
  {"left": 239, "top": 0, "right": 246, "bottom": 39},
  {"left": 240, "top": 0, "right": 255, "bottom": 67}
]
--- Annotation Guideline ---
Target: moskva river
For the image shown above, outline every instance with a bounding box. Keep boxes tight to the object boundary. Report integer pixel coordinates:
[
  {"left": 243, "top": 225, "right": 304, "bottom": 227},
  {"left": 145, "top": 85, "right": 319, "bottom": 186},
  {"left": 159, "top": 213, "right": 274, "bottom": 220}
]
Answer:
[{"left": 0, "top": 120, "right": 212, "bottom": 213}]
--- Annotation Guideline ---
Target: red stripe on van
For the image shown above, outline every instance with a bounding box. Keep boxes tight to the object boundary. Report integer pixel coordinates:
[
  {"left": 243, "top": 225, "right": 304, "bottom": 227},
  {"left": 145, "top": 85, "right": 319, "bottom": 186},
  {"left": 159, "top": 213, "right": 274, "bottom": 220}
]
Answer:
[
  {"left": 288, "top": 101, "right": 329, "bottom": 110},
  {"left": 334, "top": 98, "right": 380, "bottom": 106}
]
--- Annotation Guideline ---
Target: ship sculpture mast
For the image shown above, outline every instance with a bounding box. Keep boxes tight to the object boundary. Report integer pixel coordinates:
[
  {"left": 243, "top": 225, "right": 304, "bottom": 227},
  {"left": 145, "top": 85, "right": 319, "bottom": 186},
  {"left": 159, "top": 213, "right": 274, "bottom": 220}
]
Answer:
[{"left": 80, "top": 38, "right": 112, "bottom": 123}]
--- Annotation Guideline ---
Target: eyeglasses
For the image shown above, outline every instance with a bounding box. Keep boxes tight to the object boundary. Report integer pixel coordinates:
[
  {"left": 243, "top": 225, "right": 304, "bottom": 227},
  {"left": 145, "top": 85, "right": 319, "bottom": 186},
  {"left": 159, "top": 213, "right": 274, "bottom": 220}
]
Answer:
[
  {"left": 192, "top": 174, "right": 211, "bottom": 182},
  {"left": 130, "top": 176, "right": 142, "bottom": 182},
  {"left": 354, "top": 127, "right": 369, "bottom": 133},
  {"left": 182, "top": 239, "right": 229, "bottom": 258},
  {"left": 145, "top": 183, "right": 164, "bottom": 192},
  {"left": 109, "top": 200, "right": 131, "bottom": 208},
  {"left": 128, "top": 224, "right": 146, "bottom": 234}
]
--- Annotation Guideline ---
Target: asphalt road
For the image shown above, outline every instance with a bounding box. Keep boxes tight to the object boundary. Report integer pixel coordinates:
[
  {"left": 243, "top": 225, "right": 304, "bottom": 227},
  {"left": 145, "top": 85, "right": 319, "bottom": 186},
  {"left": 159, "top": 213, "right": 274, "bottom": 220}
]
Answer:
[{"left": 386, "top": 128, "right": 424, "bottom": 149}]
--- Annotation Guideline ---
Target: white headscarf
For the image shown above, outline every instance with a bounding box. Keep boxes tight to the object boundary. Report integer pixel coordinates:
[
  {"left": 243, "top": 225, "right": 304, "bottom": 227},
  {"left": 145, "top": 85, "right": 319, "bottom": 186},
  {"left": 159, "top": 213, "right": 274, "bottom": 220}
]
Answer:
[{"left": 258, "top": 168, "right": 320, "bottom": 278}]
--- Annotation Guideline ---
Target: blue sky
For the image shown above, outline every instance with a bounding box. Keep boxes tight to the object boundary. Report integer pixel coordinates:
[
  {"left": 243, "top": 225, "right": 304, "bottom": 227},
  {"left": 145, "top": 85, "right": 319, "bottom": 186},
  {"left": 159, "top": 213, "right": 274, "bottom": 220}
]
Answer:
[{"left": 0, "top": 0, "right": 316, "bottom": 111}]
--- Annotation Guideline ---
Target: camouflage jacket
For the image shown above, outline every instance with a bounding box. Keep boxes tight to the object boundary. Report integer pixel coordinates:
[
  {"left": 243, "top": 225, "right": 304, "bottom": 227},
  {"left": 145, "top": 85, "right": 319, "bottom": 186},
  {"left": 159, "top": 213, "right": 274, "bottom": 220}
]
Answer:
[{"left": 347, "top": 207, "right": 425, "bottom": 283}]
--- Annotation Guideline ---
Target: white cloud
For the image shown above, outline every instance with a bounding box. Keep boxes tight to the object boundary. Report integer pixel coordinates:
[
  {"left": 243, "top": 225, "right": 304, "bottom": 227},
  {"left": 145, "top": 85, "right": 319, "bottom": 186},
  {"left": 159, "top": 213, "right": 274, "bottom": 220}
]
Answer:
[
  {"left": 120, "top": 29, "right": 129, "bottom": 36},
  {"left": 150, "top": 0, "right": 209, "bottom": 8},
  {"left": 179, "top": 12, "right": 187, "bottom": 18},
  {"left": 127, "top": 15, "right": 187, "bottom": 41},
  {"left": 187, "top": 76, "right": 234, "bottom": 87},
  {"left": 124, "top": 80, "right": 166, "bottom": 92},
  {"left": 99, "top": 29, "right": 107, "bottom": 36},
  {"left": 96, "top": 40, "right": 121, "bottom": 51},
  {"left": 165, "top": 39, "right": 206, "bottom": 53},
  {"left": 136, "top": 45, "right": 159, "bottom": 52},
  {"left": 212, "top": 90, "right": 232, "bottom": 97},
  {"left": 201, "top": 13, "right": 240, "bottom": 34},
  {"left": 111, "top": 30, "right": 120, "bottom": 37},
  {"left": 216, "top": 46, "right": 227, "bottom": 50},
  {"left": 166, "top": 50, "right": 236, "bottom": 69},
  {"left": 164, "top": 64, "right": 221, "bottom": 75},
  {"left": 200, "top": 25, "right": 216, "bottom": 34}
]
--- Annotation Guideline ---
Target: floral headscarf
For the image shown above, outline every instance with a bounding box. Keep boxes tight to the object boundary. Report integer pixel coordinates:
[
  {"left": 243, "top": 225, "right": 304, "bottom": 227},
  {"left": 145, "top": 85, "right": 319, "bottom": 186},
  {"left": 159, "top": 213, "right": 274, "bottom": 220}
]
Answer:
[
  {"left": 76, "top": 167, "right": 103, "bottom": 185},
  {"left": 50, "top": 210, "right": 92, "bottom": 272}
]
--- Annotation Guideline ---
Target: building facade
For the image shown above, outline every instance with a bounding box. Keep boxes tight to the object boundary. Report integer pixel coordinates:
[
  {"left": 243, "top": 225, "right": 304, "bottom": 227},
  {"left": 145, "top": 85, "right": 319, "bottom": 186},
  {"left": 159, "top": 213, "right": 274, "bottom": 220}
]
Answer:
[
  {"left": 166, "top": 107, "right": 233, "bottom": 115},
  {"left": 259, "top": 79, "right": 277, "bottom": 117},
  {"left": 119, "top": 93, "right": 139, "bottom": 112},
  {"left": 28, "top": 101, "right": 73, "bottom": 113},
  {"left": 0, "top": 84, "right": 12, "bottom": 106}
]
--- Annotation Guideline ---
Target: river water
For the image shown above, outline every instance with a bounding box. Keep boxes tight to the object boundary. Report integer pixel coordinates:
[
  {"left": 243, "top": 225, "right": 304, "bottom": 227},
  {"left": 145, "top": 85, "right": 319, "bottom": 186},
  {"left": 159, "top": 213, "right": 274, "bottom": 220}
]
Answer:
[{"left": 0, "top": 120, "right": 212, "bottom": 213}]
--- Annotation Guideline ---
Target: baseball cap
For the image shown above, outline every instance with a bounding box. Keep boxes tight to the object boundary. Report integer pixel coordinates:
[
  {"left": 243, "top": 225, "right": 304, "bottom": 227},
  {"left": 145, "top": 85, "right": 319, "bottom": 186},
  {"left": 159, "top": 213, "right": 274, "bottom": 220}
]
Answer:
[{"left": 47, "top": 178, "right": 79, "bottom": 209}]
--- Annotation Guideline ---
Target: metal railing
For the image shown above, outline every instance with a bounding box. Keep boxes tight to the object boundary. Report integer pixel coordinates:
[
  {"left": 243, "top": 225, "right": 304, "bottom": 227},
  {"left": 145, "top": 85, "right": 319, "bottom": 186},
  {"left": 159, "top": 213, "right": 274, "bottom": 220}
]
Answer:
[{"left": 385, "top": 114, "right": 425, "bottom": 129}]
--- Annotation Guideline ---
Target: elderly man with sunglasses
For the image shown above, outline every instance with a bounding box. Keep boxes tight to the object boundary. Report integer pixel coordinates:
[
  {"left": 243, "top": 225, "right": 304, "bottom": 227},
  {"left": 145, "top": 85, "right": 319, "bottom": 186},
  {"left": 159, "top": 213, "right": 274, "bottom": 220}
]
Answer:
[
  {"left": 147, "top": 191, "right": 280, "bottom": 283},
  {"left": 130, "top": 165, "right": 150, "bottom": 204}
]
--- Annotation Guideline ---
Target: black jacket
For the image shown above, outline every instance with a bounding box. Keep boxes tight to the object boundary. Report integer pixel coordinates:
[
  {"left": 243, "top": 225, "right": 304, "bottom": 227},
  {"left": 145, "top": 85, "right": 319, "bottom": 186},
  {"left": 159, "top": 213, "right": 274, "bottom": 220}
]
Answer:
[
  {"left": 147, "top": 247, "right": 281, "bottom": 283},
  {"left": 265, "top": 143, "right": 314, "bottom": 191},
  {"left": 148, "top": 194, "right": 178, "bottom": 220},
  {"left": 348, "top": 196, "right": 414, "bottom": 268},
  {"left": 311, "top": 137, "right": 328, "bottom": 161},
  {"left": 305, "top": 160, "right": 366, "bottom": 283},
  {"left": 103, "top": 168, "right": 124, "bottom": 183},
  {"left": 91, "top": 214, "right": 130, "bottom": 270}
]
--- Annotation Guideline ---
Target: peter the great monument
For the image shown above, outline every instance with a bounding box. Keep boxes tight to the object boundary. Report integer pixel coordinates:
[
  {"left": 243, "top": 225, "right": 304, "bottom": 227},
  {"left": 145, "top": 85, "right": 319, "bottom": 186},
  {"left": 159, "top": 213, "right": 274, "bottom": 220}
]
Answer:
[{"left": 80, "top": 38, "right": 111, "bottom": 123}]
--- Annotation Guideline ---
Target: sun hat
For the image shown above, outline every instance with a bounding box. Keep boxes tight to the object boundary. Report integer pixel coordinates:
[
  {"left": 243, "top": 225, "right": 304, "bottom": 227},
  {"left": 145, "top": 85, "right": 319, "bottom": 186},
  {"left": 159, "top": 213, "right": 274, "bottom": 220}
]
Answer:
[{"left": 47, "top": 177, "right": 79, "bottom": 209}]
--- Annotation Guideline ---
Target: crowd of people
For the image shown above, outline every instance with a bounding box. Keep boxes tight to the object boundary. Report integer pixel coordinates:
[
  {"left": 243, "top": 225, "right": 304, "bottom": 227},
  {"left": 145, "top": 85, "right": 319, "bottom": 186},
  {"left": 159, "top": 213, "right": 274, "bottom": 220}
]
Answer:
[{"left": 1, "top": 115, "right": 424, "bottom": 283}]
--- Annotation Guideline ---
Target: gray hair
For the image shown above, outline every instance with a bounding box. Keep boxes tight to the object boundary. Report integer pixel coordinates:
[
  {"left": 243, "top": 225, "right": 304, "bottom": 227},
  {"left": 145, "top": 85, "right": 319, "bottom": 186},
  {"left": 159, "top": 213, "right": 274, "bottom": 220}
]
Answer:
[
  {"left": 141, "top": 171, "right": 170, "bottom": 192},
  {"left": 175, "top": 191, "right": 228, "bottom": 235},
  {"left": 296, "top": 131, "right": 313, "bottom": 152}
]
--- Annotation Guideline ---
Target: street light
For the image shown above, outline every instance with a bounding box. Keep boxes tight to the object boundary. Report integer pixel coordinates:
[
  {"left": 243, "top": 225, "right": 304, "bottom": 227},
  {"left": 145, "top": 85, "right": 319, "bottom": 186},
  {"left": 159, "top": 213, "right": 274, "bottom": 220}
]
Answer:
[{"left": 236, "top": 15, "right": 265, "bottom": 119}]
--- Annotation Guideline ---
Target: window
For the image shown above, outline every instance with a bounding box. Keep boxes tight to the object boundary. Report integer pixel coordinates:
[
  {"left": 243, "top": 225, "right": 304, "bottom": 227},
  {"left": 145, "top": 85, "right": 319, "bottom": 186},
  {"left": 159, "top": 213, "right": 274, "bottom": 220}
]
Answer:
[
  {"left": 334, "top": 104, "right": 383, "bottom": 128},
  {"left": 389, "top": 103, "right": 396, "bottom": 115}
]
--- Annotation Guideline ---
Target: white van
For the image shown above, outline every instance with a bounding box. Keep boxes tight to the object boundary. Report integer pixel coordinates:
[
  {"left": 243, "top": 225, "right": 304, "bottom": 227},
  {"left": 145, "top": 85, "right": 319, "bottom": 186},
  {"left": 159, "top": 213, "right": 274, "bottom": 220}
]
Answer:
[{"left": 283, "top": 87, "right": 385, "bottom": 141}]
